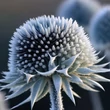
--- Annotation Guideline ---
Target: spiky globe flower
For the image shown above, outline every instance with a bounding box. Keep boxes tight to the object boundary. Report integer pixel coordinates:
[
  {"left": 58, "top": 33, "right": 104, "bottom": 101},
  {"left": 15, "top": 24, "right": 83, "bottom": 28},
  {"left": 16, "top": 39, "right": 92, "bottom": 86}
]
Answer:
[
  {"left": 56, "top": 0, "right": 101, "bottom": 29},
  {"left": 90, "top": 6, "right": 110, "bottom": 53},
  {"left": 0, "top": 15, "right": 110, "bottom": 110}
]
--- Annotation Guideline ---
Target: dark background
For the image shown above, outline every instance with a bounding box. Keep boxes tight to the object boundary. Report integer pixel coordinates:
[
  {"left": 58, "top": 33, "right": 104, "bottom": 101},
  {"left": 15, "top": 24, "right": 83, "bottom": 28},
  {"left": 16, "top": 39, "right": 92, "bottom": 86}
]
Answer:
[{"left": 0, "top": 0, "right": 110, "bottom": 110}]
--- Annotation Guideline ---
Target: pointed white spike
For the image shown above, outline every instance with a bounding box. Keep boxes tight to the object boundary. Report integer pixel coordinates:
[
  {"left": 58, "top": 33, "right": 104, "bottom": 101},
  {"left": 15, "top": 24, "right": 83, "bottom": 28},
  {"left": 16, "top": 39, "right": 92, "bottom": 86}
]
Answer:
[
  {"left": 11, "top": 96, "right": 31, "bottom": 110},
  {"left": 58, "top": 26, "right": 61, "bottom": 34},
  {"left": 82, "top": 77, "right": 105, "bottom": 91},
  {"left": 88, "top": 79, "right": 105, "bottom": 91},
  {"left": 32, "top": 26, "right": 38, "bottom": 39},
  {"left": 92, "top": 67, "right": 110, "bottom": 73},
  {"left": 95, "top": 55, "right": 106, "bottom": 64},
  {"left": 14, "top": 32, "right": 23, "bottom": 39},
  {"left": 32, "top": 26, "right": 36, "bottom": 35},
  {"left": 68, "top": 18, "right": 73, "bottom": 26},
  {"left": 22, "top": 27, "right": 30, "bottom": 38},
  {"left": 52, "top": 74, "right": 62, "bottom": 93},
  {"left": 0, "top": 77, "right": 23, "bottom": 90},
  {"left": 35, "top": 66, "right": 58, "bottom": 76},
  {"left": 39, "top": 24, "right": 45, "bottom": 34},
  {"left": 56, "top": 68, "right": 71, "bottom": 77},
  {"left": 89, "top": 74, "right": 110, "bottom": 82},
  {"left": 6, "top": 80, "right": 35, "bottom": 100},
  {"left": 31, "top": 77, "right": 45, "bottom": 110},
  {"left": 1, "top": 71, "right": 10, "bottom": 76},
  {"left": 23, "top": 72, "right": 35, "bottom": 83},
  {"left": 36, "top": 82, "right": 49, "bottom": 102},
  {"left": 61, "top": 17, "right": 65, "bottom": 30},
  {"left": 95, "top": 51, "right": 101, "bottom": 56},
  {"left": 76, "top": 67, "right": 93, "bottom": 75},
  {"left": 72, "top": 90, "right": 81, "bottom": 98},
  {"left": 73, "top": 20, "right": 78, "bottom": 29},
  {"left": 0, "top": 77, "right": 16, "bottom": 83},
  {"left": 77, "top": 67, "right": 110, "bottom": 75},
  {"left": 62, "top": 53, "right": 80, "bottom": 68},
  {"left": 62, "top": 78, "right": 76, "bottom": 105},
  {"left": 52, "top": 45, "right": 56, "bottom": 51},
  {"left": 37, "top": 79, "right": 47, "bottom": 96},
  {"left": 78, "top": 83, "right": 99, "bottom": 92},
  {"left": 89, "top": 62, "right": 110, "bottom": 68},
  {"left": 48, "top": 53, "right": 57, "bottom": 64},
  {"left": 55, "top": 25, "right": 58, "bottom": 33},
  {"left": 48, "top": 53, "right": 58, "bottom": 69},
  {"left": 70, "top": 74, "right": 83, "bottom": 84},
  {"left": 50, "top": 21, "right": 54, "bottom": 32},
  {"left": 45, "top": 28, "right": 49, "bottom": 37}
]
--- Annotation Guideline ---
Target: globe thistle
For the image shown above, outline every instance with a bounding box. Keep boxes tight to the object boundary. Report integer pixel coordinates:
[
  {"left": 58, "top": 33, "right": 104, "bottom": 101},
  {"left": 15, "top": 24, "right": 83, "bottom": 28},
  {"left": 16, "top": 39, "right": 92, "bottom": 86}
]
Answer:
[
  {"left": 89, "top": 6, "right": 110, "bottom": 57},
  {"left": 0, "top": 15, "right": 110, "bottom": 110},
  {"left": 56, "top": 0, "right": 101, "bottom": 30}
]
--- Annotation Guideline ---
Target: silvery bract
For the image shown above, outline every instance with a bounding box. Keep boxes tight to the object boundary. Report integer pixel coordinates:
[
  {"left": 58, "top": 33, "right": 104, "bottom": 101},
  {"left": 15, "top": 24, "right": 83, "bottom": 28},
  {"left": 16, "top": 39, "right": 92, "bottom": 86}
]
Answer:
[
  {"left": 90, "top": 6, "right": 110, "bottom": 55},
  {"left": 56, "top": 0, "right": 101, "bottom": 29},
  {"left": 0, "top": 15, "right": 110, "bottom": 110}
]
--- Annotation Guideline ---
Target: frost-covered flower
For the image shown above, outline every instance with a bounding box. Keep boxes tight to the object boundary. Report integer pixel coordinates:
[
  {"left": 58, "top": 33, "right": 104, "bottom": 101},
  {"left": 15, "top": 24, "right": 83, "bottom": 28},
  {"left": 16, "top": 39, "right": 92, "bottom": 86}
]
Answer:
[
  {"left": 0, "top": 15, "right": 110, "bottom": 110},
  {"left": 56, "top": 0, "right": 101, "bottom": 29},
  {"left": 90, "top": 6, "right": 110, "bottom": 54}
]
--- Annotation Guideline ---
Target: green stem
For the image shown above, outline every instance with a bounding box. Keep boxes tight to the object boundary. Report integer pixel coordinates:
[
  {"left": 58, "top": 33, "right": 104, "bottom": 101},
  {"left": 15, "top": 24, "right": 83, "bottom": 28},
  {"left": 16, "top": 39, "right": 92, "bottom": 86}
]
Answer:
[{"left": 49, "top": 79, "right": 64, "bottom": 110}]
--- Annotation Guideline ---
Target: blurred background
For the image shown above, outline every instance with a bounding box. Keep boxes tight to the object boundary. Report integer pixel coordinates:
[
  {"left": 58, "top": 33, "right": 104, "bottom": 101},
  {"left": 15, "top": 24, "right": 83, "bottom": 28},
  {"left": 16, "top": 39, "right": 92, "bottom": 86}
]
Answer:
[{"left": 0, "top": 0, "right": 110, "bottom": 110}]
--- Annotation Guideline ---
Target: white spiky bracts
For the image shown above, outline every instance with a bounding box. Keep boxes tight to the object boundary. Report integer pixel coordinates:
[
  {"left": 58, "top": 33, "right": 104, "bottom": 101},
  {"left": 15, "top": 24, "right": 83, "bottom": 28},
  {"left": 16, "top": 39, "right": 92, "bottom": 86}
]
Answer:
[{"left": 0, "top": 15, "right": 110, "bottom": 110}]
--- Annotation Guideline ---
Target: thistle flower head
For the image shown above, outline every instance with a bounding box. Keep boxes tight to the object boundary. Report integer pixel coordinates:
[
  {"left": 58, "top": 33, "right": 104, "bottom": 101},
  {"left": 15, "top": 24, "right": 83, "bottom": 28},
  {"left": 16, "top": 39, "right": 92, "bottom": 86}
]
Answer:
[
  {"left": 57, "top": 0, "right": 101, "bottom": 28},
  {"left": 90, "top": 6, "right": 110, "bottom": 51},
  {"left": 0, "top": 15, "right": 110, "bottom": 110},
  {"left": 9, "top": 16, "right": 97, "bottom": 73}
]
